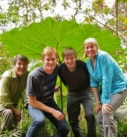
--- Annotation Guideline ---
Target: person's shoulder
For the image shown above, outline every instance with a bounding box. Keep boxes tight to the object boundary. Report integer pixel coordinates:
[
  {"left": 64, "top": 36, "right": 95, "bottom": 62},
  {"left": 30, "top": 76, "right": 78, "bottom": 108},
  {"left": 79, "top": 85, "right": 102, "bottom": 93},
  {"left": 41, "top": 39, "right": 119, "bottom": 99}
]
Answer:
[
  {"left": 1, "top": 69, "right": 15, "bottom": 78},
  {"left": 58, "top": 63, "right": 66, "bottom": 75},
  {"left": 98, "top": 50, "right": 109, "bottom": 56},
  {"left": 29, "top": 66, "right": 42, "bottom": 76},
  {"left": 77, "top": 60, "right": 86, "bottom": 64},
  {"left": 77, "top": 60, "right": 86, "bottom": 66},
  {"left": 97, "top": 50, "right": 113, "bottom": 61},
  {"left": 58, "top": 63, "right": 65, "bottom": 69}
]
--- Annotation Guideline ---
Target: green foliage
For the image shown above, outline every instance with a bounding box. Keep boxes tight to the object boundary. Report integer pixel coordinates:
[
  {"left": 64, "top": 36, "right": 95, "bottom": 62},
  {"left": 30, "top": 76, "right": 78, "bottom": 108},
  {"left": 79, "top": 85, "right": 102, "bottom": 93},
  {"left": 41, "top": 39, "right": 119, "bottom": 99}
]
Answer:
[
  {"left": 117, "top": 120, "right": 127, "bottom": 137},
  {"left": 92, "top": 0, "right": 111, "bottom": 14},
  {"left": 115, "top": 47, "right": 127, "bottom": 72},
  {"left": 0, "top": 43, "right": 12, "bottom": 75},
  {"left": 0, "top": 1, "right": 126, "bottom": 136},
  {"left": 118, "top": 0, "right": 127, "bottom": 2},
  {"left": 0, "top": 17, "right": 120, "bottom": 63}
]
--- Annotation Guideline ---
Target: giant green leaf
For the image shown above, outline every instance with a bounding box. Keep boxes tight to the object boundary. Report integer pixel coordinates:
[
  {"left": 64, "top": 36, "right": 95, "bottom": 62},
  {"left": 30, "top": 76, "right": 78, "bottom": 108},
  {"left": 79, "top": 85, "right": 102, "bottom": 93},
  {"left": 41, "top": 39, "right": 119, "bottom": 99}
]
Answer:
[{"left": 0, "top": 17, "right": 120, "bottom": 62}]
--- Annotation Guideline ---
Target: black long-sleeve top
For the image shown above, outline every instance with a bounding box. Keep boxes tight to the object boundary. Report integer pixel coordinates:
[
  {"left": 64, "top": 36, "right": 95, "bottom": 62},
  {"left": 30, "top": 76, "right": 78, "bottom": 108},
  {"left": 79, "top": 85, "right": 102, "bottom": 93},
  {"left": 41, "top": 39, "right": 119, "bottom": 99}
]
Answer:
[{"left": 58, "top": 60, "right": 90, "bottom": 92}]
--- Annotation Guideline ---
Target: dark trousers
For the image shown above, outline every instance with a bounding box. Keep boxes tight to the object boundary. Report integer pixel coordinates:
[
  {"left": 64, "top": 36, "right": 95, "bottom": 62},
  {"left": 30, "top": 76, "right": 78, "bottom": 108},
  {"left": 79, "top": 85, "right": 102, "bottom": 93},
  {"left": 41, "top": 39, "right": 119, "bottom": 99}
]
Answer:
[{"left": 67, "top": 89, "right": 96, "bottom": 137}]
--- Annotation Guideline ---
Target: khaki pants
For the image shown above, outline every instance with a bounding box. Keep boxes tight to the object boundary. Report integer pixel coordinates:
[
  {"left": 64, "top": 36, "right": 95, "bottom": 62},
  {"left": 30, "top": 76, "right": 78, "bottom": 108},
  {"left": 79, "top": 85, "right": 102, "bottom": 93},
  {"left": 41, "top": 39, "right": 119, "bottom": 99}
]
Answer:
[
  {"left": 0, "top": 105, "right": 15, "bottom": 133},
  {"left": 97, "top": 89, "right": 127, "bottom": 137}
]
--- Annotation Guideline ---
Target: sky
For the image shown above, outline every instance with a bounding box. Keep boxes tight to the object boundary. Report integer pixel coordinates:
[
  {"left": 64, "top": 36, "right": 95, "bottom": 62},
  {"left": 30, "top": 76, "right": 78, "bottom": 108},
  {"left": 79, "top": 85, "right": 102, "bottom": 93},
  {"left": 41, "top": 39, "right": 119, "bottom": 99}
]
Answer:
[
  {"left": 0, "top": 0, "right": 8, "bottom": 11},
  {"left": 53, "top": 0, "right": 115, "bottom": 22},
  {"left": 0, "top": 0, "right": 115, "bottom": 13},
  {"left": 0, "top": 0, "right": 115, "bottom": 32}
]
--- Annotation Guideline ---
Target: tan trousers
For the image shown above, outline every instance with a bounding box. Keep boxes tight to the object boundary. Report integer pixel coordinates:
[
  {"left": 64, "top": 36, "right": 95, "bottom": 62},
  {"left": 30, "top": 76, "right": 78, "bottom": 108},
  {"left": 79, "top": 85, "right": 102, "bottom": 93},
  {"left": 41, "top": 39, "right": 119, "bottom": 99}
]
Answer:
[
  {"left": 0, "top": 105, "right": 15, "bottom": 133},
  {"left": 97, "top": 89, "right": 127, "bottom": 137}
]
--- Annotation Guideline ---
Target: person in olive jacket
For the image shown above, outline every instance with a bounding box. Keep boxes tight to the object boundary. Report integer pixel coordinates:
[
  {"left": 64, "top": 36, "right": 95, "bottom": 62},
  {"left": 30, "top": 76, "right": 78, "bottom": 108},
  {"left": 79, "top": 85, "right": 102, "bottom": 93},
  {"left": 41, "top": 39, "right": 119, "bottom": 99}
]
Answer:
[{"left": 0, "top": 54, "right": 29, "bottom": 134}]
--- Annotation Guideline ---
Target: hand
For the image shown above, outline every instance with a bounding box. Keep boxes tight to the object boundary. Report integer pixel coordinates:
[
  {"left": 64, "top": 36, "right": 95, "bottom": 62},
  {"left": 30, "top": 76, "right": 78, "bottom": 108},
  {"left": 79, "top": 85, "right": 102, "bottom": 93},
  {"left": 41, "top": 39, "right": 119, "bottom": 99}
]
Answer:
[
  {"left": 10, "top": 106, "right": 21, "bottom": 122},
  {"left": 95, "top": 103, "right": 102, "bottom": 113},
  {"left": 14, "top": 113, "right": 21, "bottom": 122},
  {"left": 102, "top": 104, "right": 113, "bottom": 114},
  {"left": 52, "top": 109, "right": 64, "bottom": 120},
  {"left": 55, "top": 86, "right": 60, "bottom": 92}
]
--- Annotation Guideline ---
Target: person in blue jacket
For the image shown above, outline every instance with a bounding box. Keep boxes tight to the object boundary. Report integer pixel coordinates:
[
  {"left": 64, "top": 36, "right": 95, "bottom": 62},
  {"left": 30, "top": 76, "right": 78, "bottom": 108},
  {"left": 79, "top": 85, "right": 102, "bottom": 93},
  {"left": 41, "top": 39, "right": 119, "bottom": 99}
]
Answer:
[{"left": 83, "top": 37, "right": 127, "bottom": 137}]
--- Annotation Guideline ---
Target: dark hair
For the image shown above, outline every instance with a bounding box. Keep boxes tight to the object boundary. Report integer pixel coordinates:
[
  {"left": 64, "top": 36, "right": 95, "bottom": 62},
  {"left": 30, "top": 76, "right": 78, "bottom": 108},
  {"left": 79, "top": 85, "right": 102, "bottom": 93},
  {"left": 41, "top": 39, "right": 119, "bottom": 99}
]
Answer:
[{"left": 13, "top": 54, "right": 29, "bottom": 65}]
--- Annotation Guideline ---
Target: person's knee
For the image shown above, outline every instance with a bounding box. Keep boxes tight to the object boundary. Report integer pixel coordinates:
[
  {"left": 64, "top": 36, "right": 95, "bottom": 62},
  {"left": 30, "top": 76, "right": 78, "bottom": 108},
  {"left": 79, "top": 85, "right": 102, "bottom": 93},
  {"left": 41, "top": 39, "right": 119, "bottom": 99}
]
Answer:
[
  {"left": 1, "top": 109, "right": 14, "bottom": 131},
  {"left": 60, "top": 121, "right": 69, "bottom": 134},
  {"left": 85, "top": 114, "right": 96, "bottom": 126},
  {"left": 4, "top": 109, "right": 13, "bottom": 118},
  {"left": 85, "top": 114, "right": 96, "bottom": 120},
  {"left": 34, "top": 116, "right": 45, "bottom": 126},
  {"left": 60, "top": 126, "right": 69, "bottom": 136},
  {"left": 63, "top": 124, "right": 69, "bottom": 133},
  {"left": 96, "top": 111, "right": 102, "bottom": 122}
]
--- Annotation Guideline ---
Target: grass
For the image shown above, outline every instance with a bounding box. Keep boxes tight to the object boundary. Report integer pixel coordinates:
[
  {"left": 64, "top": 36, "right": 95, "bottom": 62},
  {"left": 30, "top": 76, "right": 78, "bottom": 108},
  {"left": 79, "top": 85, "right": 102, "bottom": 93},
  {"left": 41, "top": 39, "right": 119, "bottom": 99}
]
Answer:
[{"left": 0, "top": 93, "right": 127, "bottom": 137}]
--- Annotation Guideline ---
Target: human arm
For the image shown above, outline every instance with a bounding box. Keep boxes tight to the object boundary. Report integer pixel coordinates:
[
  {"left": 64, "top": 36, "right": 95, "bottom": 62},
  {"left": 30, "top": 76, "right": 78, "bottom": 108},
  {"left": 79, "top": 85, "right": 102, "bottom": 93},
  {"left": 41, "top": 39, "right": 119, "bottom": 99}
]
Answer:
[
  {"left": 92, "top": 87, "right": 113, "bottom": 114},
  {"left": 99, "top": 53, "right": 114, "bottom": 113},
  {"left": 86, "top": 60, "right": 102, "bottom": 113},
  {"left": 58, "top": 64, "right": 67, "bottom": 86},
  {"left": 0, "top": 76, "right": 14, "bottom": 107},
  {"left": 0, "top": 69, "right": 27, "bottom": 107},
  {"left": 99, "top": 52, "right": 113, "bottom": 104},
  {"left": 92, "top": 87, "right": 102, "bottom": 113},
  {"left": 28, "top": 96, "right": 64, "bottom": 120},
  {"left": 0, "top": 71, "right": 24, "bottom": 121},
  {"left": 86, "top": 52, "right": 114, "bottom": 113},
  {"left": 7, "top": 105, "right": 21, "bottom": 122},
  {"left": 55, "top": 86, "right": 60, "bottom": 92},
  {"left": 93, "top": 53, "right": 114, "bottom": 113}
]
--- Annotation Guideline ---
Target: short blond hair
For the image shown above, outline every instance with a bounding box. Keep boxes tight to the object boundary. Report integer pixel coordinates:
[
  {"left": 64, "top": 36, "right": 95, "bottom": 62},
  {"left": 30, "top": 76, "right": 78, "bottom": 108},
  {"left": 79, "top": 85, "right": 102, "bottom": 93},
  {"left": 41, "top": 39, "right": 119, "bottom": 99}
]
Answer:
[
  {"left": 42, "top": 46, "right": 58, "bottom": 60},
  {"left": 83, "top": 38, "right": 99, "bottom": 49}
]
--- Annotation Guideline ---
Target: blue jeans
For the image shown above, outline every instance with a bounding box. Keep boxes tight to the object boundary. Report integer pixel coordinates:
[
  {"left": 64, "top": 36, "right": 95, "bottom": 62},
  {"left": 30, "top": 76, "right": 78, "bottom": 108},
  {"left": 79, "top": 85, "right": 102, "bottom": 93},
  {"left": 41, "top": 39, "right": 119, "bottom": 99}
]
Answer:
[
  {"left": 67, "top": 88, "right": 96, "bottom": 137},
  {"left": 26, "top": 100, "right": 69, "bottom": 137}
]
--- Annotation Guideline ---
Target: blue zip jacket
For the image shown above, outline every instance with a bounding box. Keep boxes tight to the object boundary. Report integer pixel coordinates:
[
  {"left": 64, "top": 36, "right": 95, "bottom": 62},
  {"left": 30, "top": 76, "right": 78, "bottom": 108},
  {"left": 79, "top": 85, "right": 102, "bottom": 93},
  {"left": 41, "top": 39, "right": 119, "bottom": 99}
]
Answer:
[{"left": 86, "top": 50, "right": 127, "bottom": 104}]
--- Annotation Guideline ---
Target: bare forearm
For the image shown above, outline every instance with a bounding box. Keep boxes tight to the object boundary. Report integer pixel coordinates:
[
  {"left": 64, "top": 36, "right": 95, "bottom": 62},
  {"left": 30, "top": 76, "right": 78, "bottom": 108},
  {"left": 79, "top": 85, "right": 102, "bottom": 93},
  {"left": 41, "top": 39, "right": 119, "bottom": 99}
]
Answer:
[
  {"left": 7, "top": 105, "right": 20, "bottom": 115},
  {"left": 28, "top": 96, "right": 64, "bottom": 120},
  {"left": 29, "top": 99, "right": 54, "bottom": 114},
  {"left": 92, "top": 87, "right": 101, "bottom": 103}
]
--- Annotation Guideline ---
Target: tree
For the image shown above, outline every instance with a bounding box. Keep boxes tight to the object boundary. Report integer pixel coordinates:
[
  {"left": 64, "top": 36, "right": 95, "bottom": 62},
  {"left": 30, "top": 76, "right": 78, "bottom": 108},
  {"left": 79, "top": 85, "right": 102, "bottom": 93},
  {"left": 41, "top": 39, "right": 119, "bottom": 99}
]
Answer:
[{"left": 0, "top": 1, "right": 127, "bottom": 136}]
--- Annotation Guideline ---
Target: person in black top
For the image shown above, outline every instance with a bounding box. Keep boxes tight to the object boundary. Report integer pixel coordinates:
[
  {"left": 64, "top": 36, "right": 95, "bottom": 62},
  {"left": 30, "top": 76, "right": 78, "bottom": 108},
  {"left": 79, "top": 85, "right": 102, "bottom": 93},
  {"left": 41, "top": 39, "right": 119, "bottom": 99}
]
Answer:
[
  {"left": 58, "top": 47, "right": 96, "bottom": 137},
  {"left": 26, "top": 46, "right": 69, "bottom": 137}
]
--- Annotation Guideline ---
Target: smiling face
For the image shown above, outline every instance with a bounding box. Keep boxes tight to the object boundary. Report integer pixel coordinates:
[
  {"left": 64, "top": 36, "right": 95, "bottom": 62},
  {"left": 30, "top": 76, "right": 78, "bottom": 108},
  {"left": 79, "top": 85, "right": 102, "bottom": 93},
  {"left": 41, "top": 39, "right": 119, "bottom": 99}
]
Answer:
[
  {"left": 84, "top": 42, "right": 98, "bottom": 59},
  {"left": 63, "top": 55, "right": 76, "bottom": 72},
  {"left": 43, "top": 53, "right": 57, "bottom": 74},
  {"left": 84, "top": 38, "right": 99, "bottom": 60},
  {"left": 62, "top": 47, "right": 77, "bottom": 72},
  {"left": 14, "top": 59, "right": 28, "bottom": 77},
  {"left": 42, "top": 46, "right": 58, "bottom": 74}
]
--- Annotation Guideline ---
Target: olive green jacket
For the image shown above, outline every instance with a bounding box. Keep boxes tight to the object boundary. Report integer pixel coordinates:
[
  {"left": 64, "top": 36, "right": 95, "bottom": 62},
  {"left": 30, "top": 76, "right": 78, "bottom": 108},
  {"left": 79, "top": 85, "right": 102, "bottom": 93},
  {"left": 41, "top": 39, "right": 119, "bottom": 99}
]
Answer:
[{"left": 0, "top": 69, "right": 29, "bottom": 107}]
